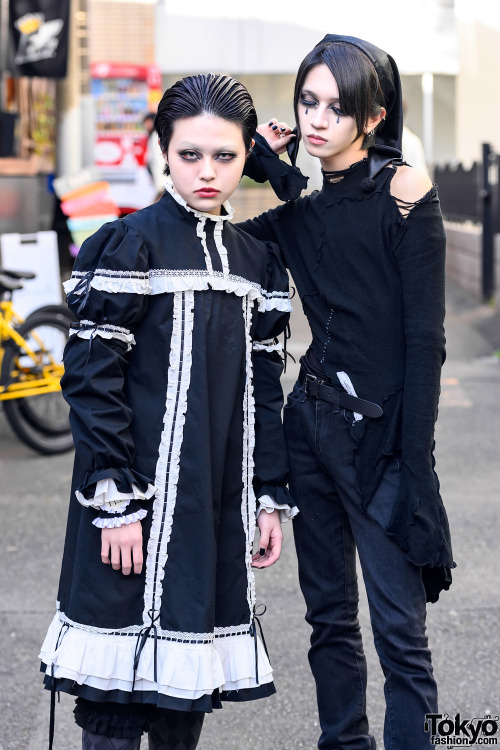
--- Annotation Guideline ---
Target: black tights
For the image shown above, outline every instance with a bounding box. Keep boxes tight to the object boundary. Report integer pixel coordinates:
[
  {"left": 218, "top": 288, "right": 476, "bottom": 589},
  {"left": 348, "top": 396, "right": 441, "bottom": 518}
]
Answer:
[{"left": 82, "top": 709, "right": 204, "bottom": 750}]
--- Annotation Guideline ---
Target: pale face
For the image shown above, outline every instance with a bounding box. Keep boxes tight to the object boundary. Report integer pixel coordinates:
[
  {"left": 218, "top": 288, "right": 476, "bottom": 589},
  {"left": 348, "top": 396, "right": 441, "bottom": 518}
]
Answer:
[
  {"left": 298, "top": 64, "right": 380, "bottom": 172},
  {"left": 165, "top": 114, "right": 248, "bottom": 215}
]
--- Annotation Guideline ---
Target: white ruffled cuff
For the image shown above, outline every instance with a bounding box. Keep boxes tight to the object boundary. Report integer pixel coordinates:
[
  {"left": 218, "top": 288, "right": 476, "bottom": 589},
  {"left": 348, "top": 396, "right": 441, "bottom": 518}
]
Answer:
[
  {"left": 252, "top": 338, "right": 283, "bottom": 353},
  {"left": 92, "top": 508, "right": 148, "bottom": 529},
  {"left": 256, "top": 494, "right": 299, "bottom": 523},
  {"left": 75, "top": 478, "right": 156, "bottom": 513}
]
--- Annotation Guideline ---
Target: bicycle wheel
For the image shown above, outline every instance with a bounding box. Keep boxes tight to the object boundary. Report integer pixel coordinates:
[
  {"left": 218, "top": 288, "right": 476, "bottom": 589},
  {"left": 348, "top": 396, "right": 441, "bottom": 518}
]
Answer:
[
  {"left": 25, "top": 303, "right": 76, "bottom": 326},
  {"left": 1, "top": 313, "right": 74, "bottom": 454}
]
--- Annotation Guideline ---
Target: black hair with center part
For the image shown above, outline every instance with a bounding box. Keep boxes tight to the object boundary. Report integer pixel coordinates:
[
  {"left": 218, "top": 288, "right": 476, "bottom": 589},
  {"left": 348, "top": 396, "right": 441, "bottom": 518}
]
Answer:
[
  {"left": 155, "top": 74, "right": 257, "bottom": 175},
  {"left": 293, "top": 42, "right": 386, "bottom": 149}
]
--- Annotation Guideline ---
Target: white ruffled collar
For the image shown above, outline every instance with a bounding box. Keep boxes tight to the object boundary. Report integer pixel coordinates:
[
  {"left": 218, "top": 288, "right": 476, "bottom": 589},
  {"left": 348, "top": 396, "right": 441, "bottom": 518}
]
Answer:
[{"left": 164, "top": 178, "right": 234, "bottom": 222}]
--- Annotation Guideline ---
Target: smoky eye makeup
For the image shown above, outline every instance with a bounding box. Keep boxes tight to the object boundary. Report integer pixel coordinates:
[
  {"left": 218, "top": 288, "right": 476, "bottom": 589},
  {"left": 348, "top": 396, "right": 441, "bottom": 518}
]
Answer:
[
  {"left": 299, "top": 94, "right": 317, "bottom": 108},
  {"left": 216, "top": 152, "right": 237, "bottom": 161},
  {"left": 299, "top": 93, "right": 344, "bottom": 118},
  {"left": 179, "top": 149, "right": 200, "bottom": 161},
  {"left": 177, "top": 149, "right": 239, "bottom": 162},
  {"left": 330, "top": 104, "right": 344, "bottom": 117}
]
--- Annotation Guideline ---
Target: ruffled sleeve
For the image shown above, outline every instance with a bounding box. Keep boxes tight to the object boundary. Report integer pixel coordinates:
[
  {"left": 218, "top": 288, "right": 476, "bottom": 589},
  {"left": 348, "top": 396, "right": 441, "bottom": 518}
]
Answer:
[
  {"left": 252, "top": 242, "right": 296, "bottom": 517},
  {"left": 244, "top": 132, "right": 308, "bottom": 201},
  {"left": 61, "top": 220, "right": 155, "bottom": 518}
]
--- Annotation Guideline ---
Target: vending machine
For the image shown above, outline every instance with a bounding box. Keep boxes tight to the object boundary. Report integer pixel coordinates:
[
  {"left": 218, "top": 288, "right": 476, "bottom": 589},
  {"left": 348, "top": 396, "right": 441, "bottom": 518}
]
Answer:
[{"left": 91, "top": 62, "right": 162, "bottom": 210}]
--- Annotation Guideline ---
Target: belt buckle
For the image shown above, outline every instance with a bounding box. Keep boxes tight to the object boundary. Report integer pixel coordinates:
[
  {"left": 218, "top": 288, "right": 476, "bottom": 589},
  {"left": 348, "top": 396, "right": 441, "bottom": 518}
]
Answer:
[{"left": 305, "top": 373, "right": 323, "bottom": 398}]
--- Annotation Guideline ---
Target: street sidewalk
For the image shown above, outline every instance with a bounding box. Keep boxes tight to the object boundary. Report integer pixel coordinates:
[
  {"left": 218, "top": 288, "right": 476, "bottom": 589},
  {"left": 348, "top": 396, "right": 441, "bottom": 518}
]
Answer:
[{"left": 0, "top": 280, "right": 499, "bottom": 750}]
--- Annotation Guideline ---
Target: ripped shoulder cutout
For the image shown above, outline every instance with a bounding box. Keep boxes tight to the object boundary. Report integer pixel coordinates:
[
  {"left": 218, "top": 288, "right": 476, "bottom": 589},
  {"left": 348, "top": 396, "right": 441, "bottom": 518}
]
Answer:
[{"left": 390, "top": 164, "right": 433, "bottom": 218}]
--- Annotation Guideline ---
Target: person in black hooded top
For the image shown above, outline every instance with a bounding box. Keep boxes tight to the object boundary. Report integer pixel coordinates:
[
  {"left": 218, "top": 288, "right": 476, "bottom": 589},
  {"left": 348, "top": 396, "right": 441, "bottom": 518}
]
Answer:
[{"left": 238, "top": 34, "right": 455, "bottom": 750}]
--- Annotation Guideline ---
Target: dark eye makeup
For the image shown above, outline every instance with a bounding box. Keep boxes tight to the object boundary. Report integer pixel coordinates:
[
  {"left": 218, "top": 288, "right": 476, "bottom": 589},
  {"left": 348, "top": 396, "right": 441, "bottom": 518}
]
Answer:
[
  {"left": 299, "top": 96, "right": 344, "bottom": 117},
  {"left": 178, "top": 150, "right": 237, "bottom": 162}
]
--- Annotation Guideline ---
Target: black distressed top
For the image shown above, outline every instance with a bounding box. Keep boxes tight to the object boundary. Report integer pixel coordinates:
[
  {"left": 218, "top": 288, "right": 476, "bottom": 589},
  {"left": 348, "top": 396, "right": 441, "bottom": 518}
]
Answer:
[{"left": 238, "top": 153, "right": 455, "bottom": 602}]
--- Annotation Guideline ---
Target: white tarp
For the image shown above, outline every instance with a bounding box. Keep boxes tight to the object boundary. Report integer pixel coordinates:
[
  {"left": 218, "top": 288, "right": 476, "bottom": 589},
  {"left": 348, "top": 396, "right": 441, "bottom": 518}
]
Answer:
[{"left": 0, "top": 231, "right": 62, "bottom": 318}]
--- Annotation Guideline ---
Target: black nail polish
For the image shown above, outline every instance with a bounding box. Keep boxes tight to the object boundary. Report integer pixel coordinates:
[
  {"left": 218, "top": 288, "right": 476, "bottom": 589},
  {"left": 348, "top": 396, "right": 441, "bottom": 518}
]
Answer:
[
  {"left": 280, "top": 127, "right": 286, "bottom": 132},
  {"left": 259, "top": 548, "right": 265, "bottom": 556},
  {"left": 271, "top": 125, "right": 278, "bottom": 130},
  {"left": 268, "top": 121, "right": 273, "bottom": 126}
]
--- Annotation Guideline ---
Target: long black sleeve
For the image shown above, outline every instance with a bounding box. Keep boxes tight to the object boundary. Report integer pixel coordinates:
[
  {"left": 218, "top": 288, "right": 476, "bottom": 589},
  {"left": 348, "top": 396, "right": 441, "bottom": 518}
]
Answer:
[
  {"left": 61, "top": 220, "right": 154, "bottom": 505},
  {"left": 251, "top": 242, "right": 295, "bottom": 509}
]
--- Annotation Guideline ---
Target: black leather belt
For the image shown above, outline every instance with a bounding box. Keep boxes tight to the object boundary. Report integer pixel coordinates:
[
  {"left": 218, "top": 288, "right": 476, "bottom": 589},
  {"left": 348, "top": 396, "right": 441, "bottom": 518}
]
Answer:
[{"left": 298, "top": 370, "right": 383, "bottom": 419}]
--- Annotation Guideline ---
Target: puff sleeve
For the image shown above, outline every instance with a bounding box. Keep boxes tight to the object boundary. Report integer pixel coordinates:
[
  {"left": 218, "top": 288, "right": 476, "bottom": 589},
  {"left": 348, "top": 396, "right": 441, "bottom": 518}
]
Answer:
[
  {"left": 252, "top": 242, "right": 297, "bottom": 521},
  {"left": 61, "top": 220, "right": 156, "bottom": 523}
]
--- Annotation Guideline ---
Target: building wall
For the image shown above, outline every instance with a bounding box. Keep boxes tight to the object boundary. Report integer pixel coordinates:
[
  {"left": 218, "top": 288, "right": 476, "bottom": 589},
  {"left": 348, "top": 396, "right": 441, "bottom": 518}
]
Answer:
[
  {"left": 455, "top": 19, "right": 500, "bottom": 165},
  {"left": 401, "top": 73, "right": 456, "bottom": 169},
  {"left": 88, "top": 0, "right": 156, "bottom": 64},
  {"left": 445, "top": 221, "right": 500, "bottom": 305}
]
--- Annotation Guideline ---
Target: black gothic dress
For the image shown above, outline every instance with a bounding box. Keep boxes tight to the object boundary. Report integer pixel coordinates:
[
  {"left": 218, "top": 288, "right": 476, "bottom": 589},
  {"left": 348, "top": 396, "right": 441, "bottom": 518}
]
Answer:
[{"left": 39, "top": 183, "right": 294, "bottom": 714}]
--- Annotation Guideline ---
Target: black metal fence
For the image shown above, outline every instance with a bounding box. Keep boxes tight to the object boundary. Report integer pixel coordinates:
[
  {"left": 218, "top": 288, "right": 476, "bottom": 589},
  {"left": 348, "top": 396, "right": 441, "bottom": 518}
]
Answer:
[{"left": 434, "top": 143, "right": 499, "bottom": 300}]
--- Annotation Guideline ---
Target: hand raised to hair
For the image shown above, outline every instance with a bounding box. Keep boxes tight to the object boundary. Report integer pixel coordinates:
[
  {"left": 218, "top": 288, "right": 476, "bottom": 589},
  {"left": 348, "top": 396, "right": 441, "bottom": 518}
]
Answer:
[{"left": 256, "top": 119, "right": 295, "bottom": 155}]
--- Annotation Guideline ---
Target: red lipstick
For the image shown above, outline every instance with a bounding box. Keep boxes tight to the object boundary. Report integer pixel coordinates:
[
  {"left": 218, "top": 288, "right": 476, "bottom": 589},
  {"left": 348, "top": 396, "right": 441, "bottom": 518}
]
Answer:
[{"left": 195, "top": 188, "right": 220, "bottom": 197}]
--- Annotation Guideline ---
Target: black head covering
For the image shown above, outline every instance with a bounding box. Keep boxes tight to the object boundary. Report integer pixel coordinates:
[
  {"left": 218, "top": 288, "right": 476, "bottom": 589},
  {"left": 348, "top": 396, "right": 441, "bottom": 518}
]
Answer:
[{"left": 288, "top": 33, "right": 403, "bottom": 186}]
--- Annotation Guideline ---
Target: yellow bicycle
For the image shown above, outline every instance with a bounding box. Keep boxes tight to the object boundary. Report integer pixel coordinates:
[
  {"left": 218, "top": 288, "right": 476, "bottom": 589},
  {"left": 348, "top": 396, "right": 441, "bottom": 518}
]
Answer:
[{"left": 0, "top": 269, "right": 74, "bottom": 454}]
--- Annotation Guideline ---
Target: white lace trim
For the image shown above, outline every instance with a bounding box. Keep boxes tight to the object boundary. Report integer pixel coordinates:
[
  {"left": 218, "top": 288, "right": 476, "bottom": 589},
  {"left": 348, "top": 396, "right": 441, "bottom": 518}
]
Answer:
[
  {"left": 150, "top": 269, "right": 261, "bottom": 297},
  {"left": 260, "top": 297, "right": 292, "bottom": 312},
  {"left": 252, "top": 338, "right": 283, "bottom": 353},
  {"left": 40, "top": 611, "right": 272, "bottom": 699},
  {"left": 212, "top": 216, "right": 230, "bottom": 277},
  {"left": 163, "top": 178, "right": 235, "bottom": 222},
  {"left": 257, "top": 495, "right": 299, "bottom": 523},
  {"left": 92, "top": 508, "right": 148, "bottom": 528},
  {"left": 242, "top": 296, "right": 257, "bottom": 616},
  {"left": 76, "top": 479, "right": 156, "bottom": 513},
  {"left": 264, "top": 289, "right": 290, "bottom": 298},
  {"left": 195, "top": 215, "right": 213, "bottom": 275},
  {"left": 70, "top": 320, "right": 136, "bottom": 351},
  {"left": 64, "top": 269, "right": 292, "bottom": 312},
  {"left": 50, "top": 609, "right": 258, "bottom": 640},
  {"left": 63, "top": 271, "right": 151, "bottom": 296},
  {"left": 336, "top": 370, "right": 363, "bottom": 422},
  {"left": 143, "top": 290, "right": 194, "bottom": 625}
]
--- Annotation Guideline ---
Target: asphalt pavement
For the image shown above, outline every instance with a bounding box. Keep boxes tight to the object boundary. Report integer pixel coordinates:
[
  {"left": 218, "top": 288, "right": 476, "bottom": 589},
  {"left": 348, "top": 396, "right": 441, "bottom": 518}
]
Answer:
[{"left": 1, "top": 279, "right": 499, "bottom": 750}]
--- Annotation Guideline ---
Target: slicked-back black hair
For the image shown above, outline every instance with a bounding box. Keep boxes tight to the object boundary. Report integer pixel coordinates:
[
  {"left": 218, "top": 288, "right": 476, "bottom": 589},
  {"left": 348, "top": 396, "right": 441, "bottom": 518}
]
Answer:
[
  {"left": 155, "top": 74, "right": 257, "bottom": 162},
  {"left": 293, "top": 42, "right": 386, "bottom": 150}
]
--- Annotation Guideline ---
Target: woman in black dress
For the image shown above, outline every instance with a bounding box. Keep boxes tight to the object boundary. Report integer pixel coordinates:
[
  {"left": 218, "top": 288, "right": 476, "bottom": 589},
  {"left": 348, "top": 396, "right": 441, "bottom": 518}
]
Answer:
[
  {"left": 239, "top": 34, "right": 455, "bottom": 750},
  {"left": 40, "top": 73, "right": 296, "bottom": 750}
]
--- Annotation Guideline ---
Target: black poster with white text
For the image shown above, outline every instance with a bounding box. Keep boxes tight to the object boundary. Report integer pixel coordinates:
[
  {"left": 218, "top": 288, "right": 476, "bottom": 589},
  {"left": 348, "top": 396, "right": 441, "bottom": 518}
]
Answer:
[{"left": 8, "top": 0, "right": 69, "bottom": 78}]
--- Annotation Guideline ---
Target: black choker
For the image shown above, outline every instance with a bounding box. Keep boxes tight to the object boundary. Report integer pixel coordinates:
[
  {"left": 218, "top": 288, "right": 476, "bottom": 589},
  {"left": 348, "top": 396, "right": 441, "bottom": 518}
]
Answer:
[{"left": 322, "top": 158, "right": 367, "bottom": 183}]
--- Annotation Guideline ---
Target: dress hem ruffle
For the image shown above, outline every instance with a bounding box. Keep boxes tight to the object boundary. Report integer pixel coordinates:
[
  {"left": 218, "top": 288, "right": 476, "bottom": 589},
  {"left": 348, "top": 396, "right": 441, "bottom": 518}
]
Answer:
[
  {"left": 40, "top": 611, "right": 273, "bottom": 704},
  {"left": 43, "top": 676, "right": 276, "bottom": 713}
]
